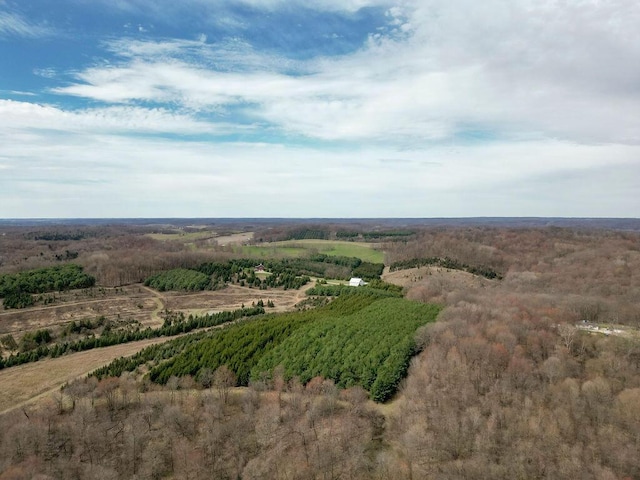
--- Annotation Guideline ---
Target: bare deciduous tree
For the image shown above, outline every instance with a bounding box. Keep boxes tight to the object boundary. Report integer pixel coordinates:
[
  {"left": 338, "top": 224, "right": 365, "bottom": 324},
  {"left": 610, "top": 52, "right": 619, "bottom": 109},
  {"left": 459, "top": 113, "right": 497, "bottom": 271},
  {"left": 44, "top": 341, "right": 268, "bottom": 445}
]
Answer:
[{"left": 213, "top": 365, "right": 237, "bottom": 404}]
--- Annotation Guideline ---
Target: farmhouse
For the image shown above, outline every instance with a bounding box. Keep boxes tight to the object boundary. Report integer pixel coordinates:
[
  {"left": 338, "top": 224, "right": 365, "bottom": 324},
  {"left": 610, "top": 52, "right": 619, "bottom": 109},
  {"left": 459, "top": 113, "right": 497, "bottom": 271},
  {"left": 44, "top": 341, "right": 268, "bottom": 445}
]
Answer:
[{"left": 349, "top": 277, "right": 365, "bottom": 287}]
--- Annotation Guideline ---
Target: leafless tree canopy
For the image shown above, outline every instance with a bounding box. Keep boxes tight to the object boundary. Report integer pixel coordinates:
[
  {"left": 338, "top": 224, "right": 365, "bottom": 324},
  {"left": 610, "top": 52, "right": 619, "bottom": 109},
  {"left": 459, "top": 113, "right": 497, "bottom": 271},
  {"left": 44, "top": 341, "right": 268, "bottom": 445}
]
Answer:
[{"left": 1, "top": 224, "right": 640, "bottom": 479}]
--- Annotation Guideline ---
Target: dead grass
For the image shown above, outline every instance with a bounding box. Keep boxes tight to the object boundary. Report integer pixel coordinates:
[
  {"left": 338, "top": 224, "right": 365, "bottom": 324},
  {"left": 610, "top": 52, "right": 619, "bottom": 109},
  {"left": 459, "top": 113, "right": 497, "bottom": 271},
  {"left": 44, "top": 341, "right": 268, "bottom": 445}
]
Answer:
[
  {"left": 0, "top": 282, "right": 313, "bottom": 413},
  {"left": 0, "top": 283, "right": 307, "bottom": 344},
  {"left": 0, "top": 337, "right": 174, "bottom": 414},
  {"left": 382, "top": 265, "right": 490, "bottom": 290},
  {"left": 162, "top": 284, "right": 307, "bottom": 316},
  {"left": 214, "top": 232, "right": 254, "bottom": 246}
]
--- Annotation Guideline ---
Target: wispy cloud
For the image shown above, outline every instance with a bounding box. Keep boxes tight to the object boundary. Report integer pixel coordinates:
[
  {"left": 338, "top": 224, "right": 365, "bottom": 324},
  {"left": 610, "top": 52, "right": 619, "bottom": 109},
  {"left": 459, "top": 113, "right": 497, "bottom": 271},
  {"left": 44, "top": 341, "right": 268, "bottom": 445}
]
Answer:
[
  {"left": 0, "top": 90, "right": 36, "bottom": 97},
  {"left": 33, "top": 68, "right": 57, "bottom": 79},
  {"left": 91, "top": 0, "right": 395, "bottom": 16},
  {"left": 0, "top": 100, "right": 237, "bottom": 135},
  {"left": 0, "top": 10, "right": 54, "bottom": 38}
]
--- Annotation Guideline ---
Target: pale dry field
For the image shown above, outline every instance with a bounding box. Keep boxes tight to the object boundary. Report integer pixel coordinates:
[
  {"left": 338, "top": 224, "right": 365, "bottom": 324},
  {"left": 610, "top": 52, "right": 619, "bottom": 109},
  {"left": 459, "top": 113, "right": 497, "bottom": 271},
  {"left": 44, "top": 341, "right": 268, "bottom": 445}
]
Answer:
[
  {"left": 0, "top": 337, "right": 174, "bottom": 414},
  {"left": 163, "top": 283, "right": 308, "bottom": 315},
  {"left": 0, "top": 285, "right": 162, "bottom": 338},
  {"left": 382, "top": 265, "right": 490, "bottom": 290},
  {"left": 0, "top": 283, "right": 310, "bottom": 414},
  {"left": 0, "top": 283, "right": 304, "bottom": 343},
  {"left": 214, "top": 231, "right": 254, "bottom": 245}
]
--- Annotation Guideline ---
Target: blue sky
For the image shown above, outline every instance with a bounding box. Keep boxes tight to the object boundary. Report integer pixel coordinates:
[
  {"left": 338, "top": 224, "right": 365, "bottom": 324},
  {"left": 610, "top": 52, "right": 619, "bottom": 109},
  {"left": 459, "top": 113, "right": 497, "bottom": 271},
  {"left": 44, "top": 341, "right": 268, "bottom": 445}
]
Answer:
[{"left": 0, "top": 0, "right": 639, "bottom": 218}]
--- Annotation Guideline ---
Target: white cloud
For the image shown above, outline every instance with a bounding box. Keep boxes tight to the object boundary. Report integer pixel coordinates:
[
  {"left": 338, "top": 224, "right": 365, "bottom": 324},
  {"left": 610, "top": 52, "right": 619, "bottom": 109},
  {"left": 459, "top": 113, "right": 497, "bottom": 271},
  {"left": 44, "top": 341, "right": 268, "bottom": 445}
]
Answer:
[
  {"left": 33, "top": 68, "right": 57, "bottom": 78},
  {"left": 1, "top": 112, "right": 638, "bottom": 217},
  {"left": 3, "top": 0, "right": 640, "bottom": 217},
  {"left": 50, "top": 0, "right": 640, "bottom": 146},
  {"left": 0, "top": 90, "right": 36, "bottom": 96}
]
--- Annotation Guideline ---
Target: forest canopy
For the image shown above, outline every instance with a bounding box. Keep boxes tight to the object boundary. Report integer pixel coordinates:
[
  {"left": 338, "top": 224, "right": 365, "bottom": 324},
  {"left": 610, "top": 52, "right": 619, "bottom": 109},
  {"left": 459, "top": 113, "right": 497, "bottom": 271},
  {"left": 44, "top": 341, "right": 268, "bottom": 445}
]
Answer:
[
  {"left": 99, "top": 290, "right": 440, "bottom": 402},
  {"left": 0, "top": 264, "right": 95, "bottom": 298}
]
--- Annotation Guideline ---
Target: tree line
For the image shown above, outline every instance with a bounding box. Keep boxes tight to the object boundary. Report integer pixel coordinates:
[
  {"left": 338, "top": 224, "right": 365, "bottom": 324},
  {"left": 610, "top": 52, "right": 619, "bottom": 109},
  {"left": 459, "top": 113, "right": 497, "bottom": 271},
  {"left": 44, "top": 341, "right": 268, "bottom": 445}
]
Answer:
[
  {"left": 390, "top": 256, "right": 502, "bottom": 279},
  {"left": 0, "top": 264, "right": 95, "bottom": 309},
  {"left": 143, "top": 256, "right": 386, "bottom": 293},
  {"left": 0, "top": 263, "right": 95, "bottom": 297}
]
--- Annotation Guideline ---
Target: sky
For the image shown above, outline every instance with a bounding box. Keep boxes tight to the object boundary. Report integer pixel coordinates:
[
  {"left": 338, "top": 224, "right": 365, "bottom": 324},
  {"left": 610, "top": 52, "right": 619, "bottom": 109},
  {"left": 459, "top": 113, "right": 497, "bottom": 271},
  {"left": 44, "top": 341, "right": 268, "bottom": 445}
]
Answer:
[{"left": 0, "top": 0, "right": 639, "bottom": 218}]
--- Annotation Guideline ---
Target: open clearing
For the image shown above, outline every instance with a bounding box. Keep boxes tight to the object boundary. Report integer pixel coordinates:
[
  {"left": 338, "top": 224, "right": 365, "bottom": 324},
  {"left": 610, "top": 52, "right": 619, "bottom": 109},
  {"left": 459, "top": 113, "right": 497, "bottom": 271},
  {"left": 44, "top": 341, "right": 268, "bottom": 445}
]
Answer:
[
  {"left": 576, "top": 322, "right": 640, "bottom": 340},
  {"left": 0, "top": 283, "right": 303, "bottom": 341},
  {"left": 255, "top": 239, "right": 385, "bottom": 263},
  {"left": 0, "top": 285, "right": 162, "bottom": 338},
  {"left": 147, "top": 231, "right": 253, "bottom": 246},
  {"left": 214, "top": 231, "right": 254, "bottom": 245},
  {"left": 0, "top": 285, "right": 306, "bottom": 412},
  {"left": 382, "top": 265, "right": 492, "bottom": 290},
  {"left": 0, "top": 337, "right": 175, "bottom": 414},
  {"left": 162, "top": 283, "right": 310, "bottom": 316},
  {"left": 0, "top": 283, "right": 309, "bottom": 413},
  {"left": 233, "top": 245, "right": 308, "bottom": 258},
  {"left": 147, "top": 231, "right": 217, "bottom": 242},
  {"left": 146, "top": 234, "right": 383, "bottom": 262}
]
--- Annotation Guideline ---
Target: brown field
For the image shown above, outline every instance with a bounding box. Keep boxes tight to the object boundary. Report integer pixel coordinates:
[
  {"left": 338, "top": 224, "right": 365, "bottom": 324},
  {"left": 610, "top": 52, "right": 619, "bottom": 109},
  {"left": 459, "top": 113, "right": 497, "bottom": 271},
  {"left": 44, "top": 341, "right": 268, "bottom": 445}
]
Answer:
[
  {"left": 0, "top": 283, "right": 308, "bottom": 413},
  {"left": 382, "top": 265, "right": 492, "bottom": 290},
  {"left": 0, "top": 283, "right": 305, "bottom": 343},
  {"left": 0, "top": 337, "right": 173, "bottom": 414},
  {"left": 0, "top": 286, "right": 162, "bottom": 339},
  {"left": 213, "top": 231, "right": 254, "bottom": 245},
  {"left": 160, "top": 283, "right": 309, "bottom": 315},
  {"left": 146, "top": 230, "right": 253, "bottom": 247}
]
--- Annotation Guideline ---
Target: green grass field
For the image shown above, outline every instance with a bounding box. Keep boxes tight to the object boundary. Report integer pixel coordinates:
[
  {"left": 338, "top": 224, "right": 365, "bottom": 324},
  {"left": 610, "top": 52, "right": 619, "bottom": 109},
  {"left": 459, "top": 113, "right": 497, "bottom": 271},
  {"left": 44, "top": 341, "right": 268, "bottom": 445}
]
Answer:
[
  {"left": 146, "top": 234, "right": 385, "bottom": 264},
  {"left": 264, "top": 239, "right": 385, "bottom": 263},
  {"left": 234, "top": 245, "right": 308, "bottom": 258}
]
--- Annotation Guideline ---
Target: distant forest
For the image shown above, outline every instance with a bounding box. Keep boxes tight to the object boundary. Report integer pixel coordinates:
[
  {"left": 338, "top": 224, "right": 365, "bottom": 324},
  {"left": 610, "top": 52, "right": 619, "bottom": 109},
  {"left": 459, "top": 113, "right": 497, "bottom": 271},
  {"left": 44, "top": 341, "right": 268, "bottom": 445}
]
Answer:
[{"left": 1, "top": 220, "right": 640, "bottom": 479}]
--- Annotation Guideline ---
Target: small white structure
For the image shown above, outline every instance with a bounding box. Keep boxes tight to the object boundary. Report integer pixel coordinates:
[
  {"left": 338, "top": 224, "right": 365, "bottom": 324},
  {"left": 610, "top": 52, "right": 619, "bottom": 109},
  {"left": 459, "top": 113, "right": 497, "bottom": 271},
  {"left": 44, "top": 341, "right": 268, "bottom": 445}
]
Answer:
[{"left": 349, "top": 277, "right": 365, "bottom": 287}]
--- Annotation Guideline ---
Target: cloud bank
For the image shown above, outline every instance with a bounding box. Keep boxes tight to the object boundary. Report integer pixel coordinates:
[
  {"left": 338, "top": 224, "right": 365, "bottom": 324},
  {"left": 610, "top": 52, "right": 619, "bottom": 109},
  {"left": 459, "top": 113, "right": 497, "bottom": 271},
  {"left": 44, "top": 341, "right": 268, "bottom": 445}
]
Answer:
[{"left": 0, "top": 0, "right": 639, "bottom": 217}]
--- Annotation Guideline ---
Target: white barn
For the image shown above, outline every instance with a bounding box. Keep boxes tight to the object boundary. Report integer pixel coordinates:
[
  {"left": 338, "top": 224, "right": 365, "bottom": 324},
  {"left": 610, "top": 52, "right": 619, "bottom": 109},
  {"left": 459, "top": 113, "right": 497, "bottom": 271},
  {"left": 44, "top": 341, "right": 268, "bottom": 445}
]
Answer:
[{"left": 349, "top": 277, "right": 365, "bottom": 287}]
